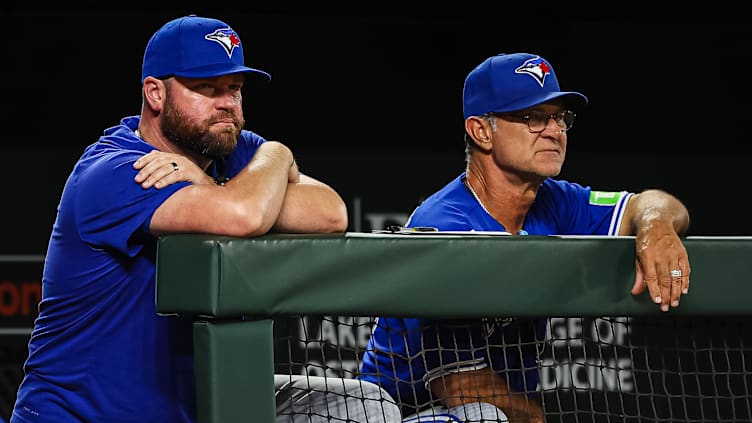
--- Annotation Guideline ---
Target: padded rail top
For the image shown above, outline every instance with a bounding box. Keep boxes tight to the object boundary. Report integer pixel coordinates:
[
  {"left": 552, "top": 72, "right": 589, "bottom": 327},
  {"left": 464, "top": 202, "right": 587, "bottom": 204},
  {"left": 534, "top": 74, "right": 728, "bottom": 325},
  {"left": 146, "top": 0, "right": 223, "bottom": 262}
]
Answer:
[{"left": 156, "top": 233, "right": 752, "bottom": 318}]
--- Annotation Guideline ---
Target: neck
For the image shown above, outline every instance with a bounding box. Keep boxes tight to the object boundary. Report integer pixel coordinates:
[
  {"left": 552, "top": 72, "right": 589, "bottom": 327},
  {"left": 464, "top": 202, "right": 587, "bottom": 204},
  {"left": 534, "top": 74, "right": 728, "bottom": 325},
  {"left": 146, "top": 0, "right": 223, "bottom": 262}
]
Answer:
[{"left": 463, "top": 171, "right": 536, "bottom": 235}]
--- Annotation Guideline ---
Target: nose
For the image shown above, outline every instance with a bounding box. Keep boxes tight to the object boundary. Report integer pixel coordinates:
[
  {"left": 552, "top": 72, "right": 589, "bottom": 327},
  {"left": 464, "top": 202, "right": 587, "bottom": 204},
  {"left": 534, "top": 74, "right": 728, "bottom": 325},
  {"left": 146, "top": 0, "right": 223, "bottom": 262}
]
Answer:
[
  {"left": 542, "top": 117, "right": 564, "bottom": 134},
  {"left": 216, "top": 89, "right": 241, "bottom": 110}
]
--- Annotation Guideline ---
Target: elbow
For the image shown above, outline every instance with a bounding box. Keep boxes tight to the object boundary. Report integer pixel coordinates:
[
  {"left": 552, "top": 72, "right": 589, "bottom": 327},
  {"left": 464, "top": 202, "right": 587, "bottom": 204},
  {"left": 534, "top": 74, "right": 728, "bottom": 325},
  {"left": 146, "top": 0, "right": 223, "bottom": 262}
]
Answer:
[
  {"left": 677, "top": 208, "right": 691, "bottom": 235},
  {"left": 659, "top": 189, "right": 691, "bottom": 234},
  {"left": 628, "top": 189, "right": 691, "bottom": 235},
  {"left": 223, "top": 204, "right": 275, "bottom": 238},
  {"left": 238, "top": 220, "right": 274, "bottom": 238},
  {"left": 328, "top": 202, "right": 349, "bottom": 233},
  {"left": 298, "top": 200, "right": 349, "bottom": 233}
]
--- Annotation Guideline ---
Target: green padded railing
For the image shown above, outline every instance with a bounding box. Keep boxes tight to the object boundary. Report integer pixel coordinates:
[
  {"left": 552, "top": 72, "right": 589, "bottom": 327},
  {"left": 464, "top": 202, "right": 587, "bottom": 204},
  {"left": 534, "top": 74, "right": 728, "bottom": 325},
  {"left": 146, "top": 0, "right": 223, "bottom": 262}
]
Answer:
[{"left": 155, "top": 233, "right": 752, "bottom": 423}]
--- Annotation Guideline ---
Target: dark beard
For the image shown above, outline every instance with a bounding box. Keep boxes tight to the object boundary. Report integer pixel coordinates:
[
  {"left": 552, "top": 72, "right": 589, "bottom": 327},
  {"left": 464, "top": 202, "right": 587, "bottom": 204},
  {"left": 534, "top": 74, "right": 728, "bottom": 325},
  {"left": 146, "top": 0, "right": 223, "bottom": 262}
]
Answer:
[{"left": 160, "top": 96, "right": 244, "bottom": 160}]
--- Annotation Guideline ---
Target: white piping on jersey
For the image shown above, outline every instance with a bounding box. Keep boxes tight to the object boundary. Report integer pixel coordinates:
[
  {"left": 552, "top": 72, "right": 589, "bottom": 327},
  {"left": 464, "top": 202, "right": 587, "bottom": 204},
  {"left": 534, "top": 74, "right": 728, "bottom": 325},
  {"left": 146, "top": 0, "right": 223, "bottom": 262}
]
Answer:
[
  {"left": 463, "top": 177, "right": 494, "bottom": 219},
  {"left": 608, "top": 192, "right": 633, "bottom": 236}
]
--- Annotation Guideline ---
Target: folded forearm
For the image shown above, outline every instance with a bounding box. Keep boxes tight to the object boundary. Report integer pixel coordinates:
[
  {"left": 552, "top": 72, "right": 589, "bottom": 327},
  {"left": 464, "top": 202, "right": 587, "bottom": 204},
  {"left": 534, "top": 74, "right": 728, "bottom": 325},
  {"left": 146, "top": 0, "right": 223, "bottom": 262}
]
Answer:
[{"left": 271, "top": 181, "right": 348, "bottom": 233}]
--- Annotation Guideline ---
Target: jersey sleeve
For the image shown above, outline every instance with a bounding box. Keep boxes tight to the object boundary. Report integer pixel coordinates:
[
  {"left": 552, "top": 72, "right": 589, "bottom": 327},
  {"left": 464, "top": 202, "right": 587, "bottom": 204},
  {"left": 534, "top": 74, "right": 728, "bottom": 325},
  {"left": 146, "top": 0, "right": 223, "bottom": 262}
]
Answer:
[
  {"left": 73, "top": 148, "right": 188, "bottom": 257},
  {"left": 541, "top": 179, "right": 633, "bottom": 235},
  {"left": 405, "top": 176, "right": 479, "bottom": 231},
  {"left": 406, "top": 202, "right": 474, "bottom": 231}
]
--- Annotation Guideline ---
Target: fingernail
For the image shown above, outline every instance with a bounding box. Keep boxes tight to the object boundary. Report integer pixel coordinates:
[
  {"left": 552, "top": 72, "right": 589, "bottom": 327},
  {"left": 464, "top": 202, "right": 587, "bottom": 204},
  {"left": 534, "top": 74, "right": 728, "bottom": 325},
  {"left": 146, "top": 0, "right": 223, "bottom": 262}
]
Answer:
[
  {"left": 654, "top": 296, "right": 662, "bottom": 304},
  {"left": 671, "top": 300, "right": 679, "bottom": 307},
  {"left": 661, "top": 304, "right": 669, "bottom": 312},
  {"left": 682, "top": 288, "right": 688, "bottom": 294}
]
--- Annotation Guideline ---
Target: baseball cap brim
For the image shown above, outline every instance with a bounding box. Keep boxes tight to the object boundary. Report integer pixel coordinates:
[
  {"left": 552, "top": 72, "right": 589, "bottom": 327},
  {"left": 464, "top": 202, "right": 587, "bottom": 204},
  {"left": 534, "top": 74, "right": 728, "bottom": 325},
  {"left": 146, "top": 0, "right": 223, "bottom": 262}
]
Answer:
[
  {"left": 493, "top": 91, "right": 588, "bottom": 114},
  {"left": 172, "top": 64, "right": 271, "bottom": 81}
]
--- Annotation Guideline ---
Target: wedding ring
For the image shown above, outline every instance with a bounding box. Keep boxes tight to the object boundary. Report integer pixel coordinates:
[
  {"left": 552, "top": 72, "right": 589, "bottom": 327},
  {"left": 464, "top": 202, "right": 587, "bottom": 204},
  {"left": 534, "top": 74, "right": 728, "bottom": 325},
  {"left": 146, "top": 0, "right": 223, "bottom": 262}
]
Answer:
[
  {"left": 171, "top": 162, "right": 179, "bottom": 172},
  {"left": 670, "top": 269, "right": 682, "bottom": 278}
]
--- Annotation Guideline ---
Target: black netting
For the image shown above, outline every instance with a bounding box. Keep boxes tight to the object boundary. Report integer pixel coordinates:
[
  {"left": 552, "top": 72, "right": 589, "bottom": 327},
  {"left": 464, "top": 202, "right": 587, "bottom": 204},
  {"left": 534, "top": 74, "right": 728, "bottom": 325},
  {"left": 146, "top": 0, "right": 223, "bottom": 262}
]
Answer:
[{"left": 273, "top": 315, "right": 752, "bottom": 423}]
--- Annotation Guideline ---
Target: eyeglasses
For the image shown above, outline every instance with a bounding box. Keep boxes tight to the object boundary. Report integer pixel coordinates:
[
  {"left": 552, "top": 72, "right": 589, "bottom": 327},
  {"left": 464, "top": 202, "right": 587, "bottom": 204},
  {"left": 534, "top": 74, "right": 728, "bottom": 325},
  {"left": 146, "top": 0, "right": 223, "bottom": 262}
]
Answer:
[{"left": 493, "top": 110, "right": 576, "bottom": 133}]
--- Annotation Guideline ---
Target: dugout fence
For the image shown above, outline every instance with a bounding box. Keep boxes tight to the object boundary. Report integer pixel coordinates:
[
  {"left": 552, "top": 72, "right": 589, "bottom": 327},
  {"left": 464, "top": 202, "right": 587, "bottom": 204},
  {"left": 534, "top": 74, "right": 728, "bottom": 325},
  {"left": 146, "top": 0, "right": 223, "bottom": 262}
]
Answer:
[{"left": 156, "top": 233, "right": 752, "bottom": 423}]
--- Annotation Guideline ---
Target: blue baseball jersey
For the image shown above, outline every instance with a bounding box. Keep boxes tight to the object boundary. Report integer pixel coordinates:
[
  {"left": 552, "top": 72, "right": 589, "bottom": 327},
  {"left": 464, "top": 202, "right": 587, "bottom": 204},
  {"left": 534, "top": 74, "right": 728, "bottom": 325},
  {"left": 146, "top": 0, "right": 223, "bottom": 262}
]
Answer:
[
  {"left": 12, "top": 116, "right": 266, "bottom": 423},
  {"left": 358, "top": 173, "right": 632, "bottom": 415}
]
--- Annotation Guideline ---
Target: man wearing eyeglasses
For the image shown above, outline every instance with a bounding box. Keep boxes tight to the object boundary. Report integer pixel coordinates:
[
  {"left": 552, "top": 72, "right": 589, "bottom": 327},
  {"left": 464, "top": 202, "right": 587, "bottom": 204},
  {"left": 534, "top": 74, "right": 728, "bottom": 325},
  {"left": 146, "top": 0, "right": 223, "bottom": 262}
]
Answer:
[{"left": 359, "top": 53, "right": 691, "bottom": 422}]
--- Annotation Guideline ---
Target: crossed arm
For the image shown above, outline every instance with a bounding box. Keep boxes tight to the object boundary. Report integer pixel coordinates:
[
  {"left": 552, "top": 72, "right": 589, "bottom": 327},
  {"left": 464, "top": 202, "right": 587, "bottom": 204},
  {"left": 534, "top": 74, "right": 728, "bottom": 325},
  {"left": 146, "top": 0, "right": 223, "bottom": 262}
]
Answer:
[{"left": 133, "top": 141, "right": 348, "bottom": 237}]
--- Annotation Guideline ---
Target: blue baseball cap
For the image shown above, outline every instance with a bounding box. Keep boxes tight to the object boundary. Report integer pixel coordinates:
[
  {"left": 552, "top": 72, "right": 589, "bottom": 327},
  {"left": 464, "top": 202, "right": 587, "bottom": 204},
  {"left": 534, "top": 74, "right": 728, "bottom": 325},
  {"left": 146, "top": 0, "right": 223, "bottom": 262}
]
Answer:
[
  {"left": 463, "top": 53, "right": 587, "bottom": 119},
  {"left": 141, "top": 15, "right": 271, "bottom": 83}
]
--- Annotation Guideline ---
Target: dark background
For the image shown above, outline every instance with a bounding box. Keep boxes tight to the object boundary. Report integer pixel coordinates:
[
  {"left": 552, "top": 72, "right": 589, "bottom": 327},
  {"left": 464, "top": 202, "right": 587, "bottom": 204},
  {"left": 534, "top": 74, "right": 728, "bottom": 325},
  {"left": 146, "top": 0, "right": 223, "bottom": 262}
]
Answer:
[
  {"left": 3, "top": 4, "right": 751, "bottom": 254},
  {"left": 2, "top": 4, "right": 752, "bottom": 419},
  {"left": 2, "top": 3, "right": 752, "bottom": 236},
  {"left": 4, "top": 5, "right": 752, "bottom": 252},
  {"left": 4, "top": 4, "right": 750, "bottom": 155}
]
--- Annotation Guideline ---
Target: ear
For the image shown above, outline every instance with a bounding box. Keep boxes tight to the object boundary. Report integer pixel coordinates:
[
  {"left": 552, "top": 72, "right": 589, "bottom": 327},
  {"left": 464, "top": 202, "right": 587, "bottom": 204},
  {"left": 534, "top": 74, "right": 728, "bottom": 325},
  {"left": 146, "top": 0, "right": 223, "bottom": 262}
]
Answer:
[
  {"left": 142, "top": 76, "right": 166, "bottom": 112},
  {"left": 464, "top": 116, "right": 493, "bottom": 152}
]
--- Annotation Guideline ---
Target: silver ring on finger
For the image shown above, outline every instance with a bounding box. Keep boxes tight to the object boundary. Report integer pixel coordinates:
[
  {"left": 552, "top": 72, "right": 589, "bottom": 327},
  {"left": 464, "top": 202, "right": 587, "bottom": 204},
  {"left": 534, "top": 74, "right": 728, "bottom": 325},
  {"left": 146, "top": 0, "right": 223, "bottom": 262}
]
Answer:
[
  {"left": 171, "top": 162, "right": 179, "bottom": 172},
  {"left": 670, "top": 269, "right": 682, "bottom": 278}
]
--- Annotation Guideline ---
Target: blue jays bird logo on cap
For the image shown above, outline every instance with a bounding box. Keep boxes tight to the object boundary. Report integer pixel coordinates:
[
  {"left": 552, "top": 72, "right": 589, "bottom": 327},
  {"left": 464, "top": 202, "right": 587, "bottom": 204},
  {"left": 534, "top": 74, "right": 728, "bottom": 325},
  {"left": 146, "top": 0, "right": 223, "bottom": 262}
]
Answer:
[
  {"left": 514, "top": 56, "right": 551, "bottom": 87},
  {"left": 205, "top": 28, "right": 241, "bottom": 58}
]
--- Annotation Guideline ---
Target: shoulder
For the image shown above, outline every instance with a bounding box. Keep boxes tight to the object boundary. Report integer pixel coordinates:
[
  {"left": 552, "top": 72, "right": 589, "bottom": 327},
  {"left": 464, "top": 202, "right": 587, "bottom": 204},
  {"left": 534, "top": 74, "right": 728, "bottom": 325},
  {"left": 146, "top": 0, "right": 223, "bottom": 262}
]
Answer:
[
  {"left": 212, "top": 130, "right": 267, "bottom": 176},
  {"left": 224, "top": 129, "right": 266, "bottom": 161},
  {"left": 542, "top": 179, "right": 633, "bottom": 209},
  {"left": 68, "top": 128, "right": 168, "bottom": 210},
  {"left": 407, "top": 175, "right": 474, "bottom": 229},
  {"left": 81, "top": 140, "right": 148, "bottom": 176},
  {"left": 541, "top": 178, "right": 589, "bottom": 195},
  {"left": 239, "top": 129, "right": 266, "bottom": 147}
]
